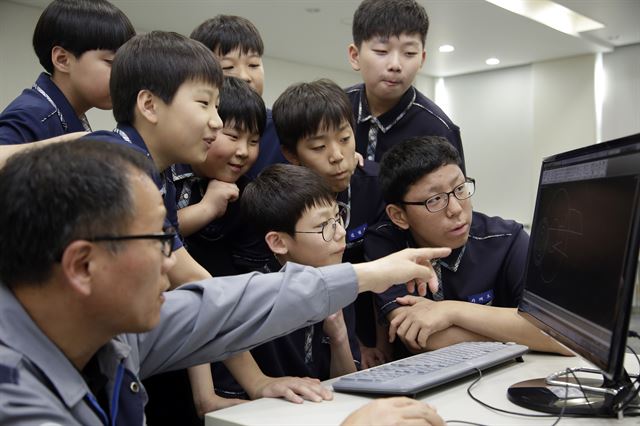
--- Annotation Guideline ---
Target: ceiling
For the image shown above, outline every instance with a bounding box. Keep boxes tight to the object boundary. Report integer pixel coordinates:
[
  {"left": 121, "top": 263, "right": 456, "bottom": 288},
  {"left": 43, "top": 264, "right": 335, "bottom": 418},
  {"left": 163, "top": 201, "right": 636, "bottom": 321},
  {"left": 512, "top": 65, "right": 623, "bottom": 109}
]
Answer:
[{"left": 11, "top": 0, "right": 640, "bottom": 77}]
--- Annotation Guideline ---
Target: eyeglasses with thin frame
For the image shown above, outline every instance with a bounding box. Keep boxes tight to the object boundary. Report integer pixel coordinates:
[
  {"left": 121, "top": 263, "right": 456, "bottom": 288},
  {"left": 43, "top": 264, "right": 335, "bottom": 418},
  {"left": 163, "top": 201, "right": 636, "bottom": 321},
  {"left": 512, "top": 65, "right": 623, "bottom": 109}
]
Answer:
[
  {"left": 88, "top": 227, "right": 177, "bottom": 257},
  {"left": 294, "top": 202, "right": 351, "bottom": 242},
  {"left": 399, "top": 178, "right": 476, "bottom": 213}
]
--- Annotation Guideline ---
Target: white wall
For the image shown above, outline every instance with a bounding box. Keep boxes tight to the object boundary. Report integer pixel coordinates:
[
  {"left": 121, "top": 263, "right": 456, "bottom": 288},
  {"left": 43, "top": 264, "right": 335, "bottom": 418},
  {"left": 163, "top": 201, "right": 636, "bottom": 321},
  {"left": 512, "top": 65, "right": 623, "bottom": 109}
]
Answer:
[
  {"left": 443, "top": 65, "right": 534, "bottom": 225},
  {"left": 601, "top": 43, "right": 640, "bottom": 142}
]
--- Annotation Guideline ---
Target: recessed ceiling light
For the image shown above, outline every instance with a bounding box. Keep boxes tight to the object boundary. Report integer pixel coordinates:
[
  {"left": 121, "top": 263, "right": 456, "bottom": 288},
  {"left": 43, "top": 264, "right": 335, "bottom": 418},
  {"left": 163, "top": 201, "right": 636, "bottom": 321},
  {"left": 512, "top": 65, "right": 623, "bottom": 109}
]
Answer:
[
  {"left": 439, "top": 45, "right": 455, "bottom": 53},
  {"left": 305, "top": 7, "right": 321, "bottom": 13},
  {"left": 486, "top": 58, "right": 500, "bottom": 65},
  {"left": 485, "top": 0, "right": 604, "bottom": 36}
]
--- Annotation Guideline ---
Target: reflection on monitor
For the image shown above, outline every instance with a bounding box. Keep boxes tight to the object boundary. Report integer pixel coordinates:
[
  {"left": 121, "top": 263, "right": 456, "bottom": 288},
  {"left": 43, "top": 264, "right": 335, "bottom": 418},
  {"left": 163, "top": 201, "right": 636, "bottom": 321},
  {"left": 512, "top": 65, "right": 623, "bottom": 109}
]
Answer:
[{"left": 508, "top": 133, "right": 640, "bottom": 416}]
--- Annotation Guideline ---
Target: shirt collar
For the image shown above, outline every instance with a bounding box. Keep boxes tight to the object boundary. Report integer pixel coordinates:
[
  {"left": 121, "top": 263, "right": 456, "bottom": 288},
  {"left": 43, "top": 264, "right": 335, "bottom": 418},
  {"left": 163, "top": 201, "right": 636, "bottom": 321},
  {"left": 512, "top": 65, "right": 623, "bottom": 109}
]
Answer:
[
  {"left": 406, "top": 232, "right": 466, "bottom": 273},
  {"left": 356, "top": 85, "right": 416, "bottom": 132},
  {"left": 0, "top": 285, "right": 131, "bottom": 408},
  {"left": 33, "top": 73, "right": 91, "bottom": 132}
]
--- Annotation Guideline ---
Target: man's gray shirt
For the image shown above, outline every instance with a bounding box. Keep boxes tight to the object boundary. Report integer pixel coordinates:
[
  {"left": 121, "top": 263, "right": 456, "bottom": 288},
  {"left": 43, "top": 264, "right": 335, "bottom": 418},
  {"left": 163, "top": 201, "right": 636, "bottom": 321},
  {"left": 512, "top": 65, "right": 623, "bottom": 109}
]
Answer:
[{"left": 0, "top": 262, "right": 358, "bottom": 425}]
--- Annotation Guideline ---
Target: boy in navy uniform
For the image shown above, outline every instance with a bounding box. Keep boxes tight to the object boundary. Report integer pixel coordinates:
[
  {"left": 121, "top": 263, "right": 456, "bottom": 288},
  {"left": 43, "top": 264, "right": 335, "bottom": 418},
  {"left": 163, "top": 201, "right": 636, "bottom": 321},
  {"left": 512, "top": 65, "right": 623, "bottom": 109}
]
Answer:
[
  {"left": 346, "top": 0, "right": 465, "bottom": 170},
  {"left": 0, "top": 139, "right": 447, "bottom": 425},
  {"left": 0, "top": 0, "right": 135, "bottom": 145},
  {"left": 190, "top": 15, "right": 286, "bottom": 179},
  {"left": 85, "top": 32, "right": 329, "bottom": 419},
  {"left": 366, "top": 136, "right": 570, "bottom": 357},
  {"left": 272, "top": 79, "right": 389, "bottom": 368},
  {"left": 174, "top": 76, "right": 271, "bottom": 277},
  {"left": 239, "top": 164, "right": 359, "bottom": 387}
]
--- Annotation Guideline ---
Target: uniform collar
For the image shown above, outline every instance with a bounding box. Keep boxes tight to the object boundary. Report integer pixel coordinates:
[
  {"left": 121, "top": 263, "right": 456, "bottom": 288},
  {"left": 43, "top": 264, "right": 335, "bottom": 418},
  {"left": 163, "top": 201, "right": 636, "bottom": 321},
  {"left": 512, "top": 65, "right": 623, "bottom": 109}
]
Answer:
[
  {"left": 0, "top": 285, "right": 131, "bottom": 408},
  {"left": 356, "top": 85, "right": 416, "bottom": 132},
  {"left": 406, "top": 232, "right": 466, "bottom": 273},
  {"left": 33, "top": 73, "right": 91, "bottom": 132}
]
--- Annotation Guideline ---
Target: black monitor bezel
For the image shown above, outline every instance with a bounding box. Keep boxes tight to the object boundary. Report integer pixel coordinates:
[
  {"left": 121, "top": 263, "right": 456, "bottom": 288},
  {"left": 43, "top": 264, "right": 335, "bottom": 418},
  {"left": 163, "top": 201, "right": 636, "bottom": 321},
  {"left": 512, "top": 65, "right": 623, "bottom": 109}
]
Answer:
[{"left": 518, "top": 133, "right": 640, "bottom": 382}]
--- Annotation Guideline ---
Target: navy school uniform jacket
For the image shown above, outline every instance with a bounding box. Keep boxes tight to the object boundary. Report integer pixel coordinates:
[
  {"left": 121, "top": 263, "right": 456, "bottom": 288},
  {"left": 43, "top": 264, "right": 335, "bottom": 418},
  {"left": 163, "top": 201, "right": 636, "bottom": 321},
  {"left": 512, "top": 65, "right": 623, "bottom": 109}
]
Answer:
[
  {"left": 84, "top": 125, "right": 183, "bottom": 251},
  {"left": 345, "top": 83, "right": 465, "bottom": 174},
  {"left": 0, "top": 73, "right": 91, "bottom": 145},
  {"left": 364, "top": 211, "right": 529, "bottom": 318},
  {"left": 245, "top": 109, "right": 287, "bottom": 180},
  {"left": 171, "top": 163, "right": 273, "bottom": 275}
]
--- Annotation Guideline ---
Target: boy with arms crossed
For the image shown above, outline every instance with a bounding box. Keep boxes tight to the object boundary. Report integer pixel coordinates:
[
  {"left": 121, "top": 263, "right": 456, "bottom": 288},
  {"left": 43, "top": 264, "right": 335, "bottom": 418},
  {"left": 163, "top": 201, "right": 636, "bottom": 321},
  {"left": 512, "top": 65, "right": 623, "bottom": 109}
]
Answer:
[{"left": 366, "top": 136, "right": 570, "bottom": 356}]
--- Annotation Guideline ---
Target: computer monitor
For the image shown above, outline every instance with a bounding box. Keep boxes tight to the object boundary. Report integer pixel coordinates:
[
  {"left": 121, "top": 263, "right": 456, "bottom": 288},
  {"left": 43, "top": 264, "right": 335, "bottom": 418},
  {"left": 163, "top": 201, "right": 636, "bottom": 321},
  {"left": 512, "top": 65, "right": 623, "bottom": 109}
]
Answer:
[{"left": 508, "top": 133, "right": 640, "bottom": 416}]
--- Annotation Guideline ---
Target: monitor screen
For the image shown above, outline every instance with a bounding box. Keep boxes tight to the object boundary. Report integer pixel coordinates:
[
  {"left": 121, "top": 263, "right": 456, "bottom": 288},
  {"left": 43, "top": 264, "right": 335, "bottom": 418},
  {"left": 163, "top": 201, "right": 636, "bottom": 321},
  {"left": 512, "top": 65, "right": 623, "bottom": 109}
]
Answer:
[{"left": 519, "top": 133, "right": 640, "bottom": 382}]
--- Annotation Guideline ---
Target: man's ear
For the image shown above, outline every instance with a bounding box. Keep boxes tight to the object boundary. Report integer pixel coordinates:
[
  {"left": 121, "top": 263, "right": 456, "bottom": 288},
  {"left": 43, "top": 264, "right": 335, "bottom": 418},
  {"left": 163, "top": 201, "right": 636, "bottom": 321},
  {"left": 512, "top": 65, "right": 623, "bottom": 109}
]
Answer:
[
  {"left": 347, "top": 43, "right": 361, "bottom": 71},
  {"left": 59, "top": 240, "right": 95, "bottom": 297},
  {"left": 51, "top": 46, "right": 73, "bottom": 75},
  {"left": 136, "top": 90, "right": 160, "bottom": 125},
  {"left": 281, "top": 146, "right": 300, "bottom": 166},
  {"left": 265, "top": 231, "right": 290, "bottom": 255},
  {"left": 386, "top": 204, "right": 410, "bottom": 230},
  {"left": 420, "top": 50, "right": 426, "bottom": 68}
]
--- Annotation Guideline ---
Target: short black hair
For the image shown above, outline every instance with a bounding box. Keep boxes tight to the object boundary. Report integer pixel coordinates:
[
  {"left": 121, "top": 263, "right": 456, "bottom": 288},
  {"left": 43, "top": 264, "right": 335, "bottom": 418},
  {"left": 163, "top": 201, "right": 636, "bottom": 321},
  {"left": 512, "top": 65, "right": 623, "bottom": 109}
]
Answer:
[
  {"left": 111, "top": 31, "right": 224, "bottom": 124},
  {"left": 242, "top": 164, "right": 335, "bottom": 237},
  {"left": 272, "top": 79, "right": 354, "bottom": 153},
  {"left": 219, "top": 77, "right": 266, "bottom": 136},
  {"left": 379, "top": 136, "right": 461, "bottom": 204},
  {"left": 190, "top": 15, "right": 264, "bottom": 56},
  {"left": 0, "top": 139, "right": 156, "bottom": 289},
  {"left": 352, "top": 0, "right": 429, "bottom": 48},
  {"left": 33, "top": 0, "right": 135, "bottom": 74}
]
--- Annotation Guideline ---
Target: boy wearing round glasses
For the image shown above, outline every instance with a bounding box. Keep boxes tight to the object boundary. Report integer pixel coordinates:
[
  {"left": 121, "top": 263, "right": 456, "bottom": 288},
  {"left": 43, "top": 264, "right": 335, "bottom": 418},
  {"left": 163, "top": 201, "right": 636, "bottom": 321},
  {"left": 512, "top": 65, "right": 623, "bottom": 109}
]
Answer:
[
  {"left": 240, "top": 164, "right": 359, "bottom": 387},
  {"left": 367, "top": 136, "right": 569, "bottom": 357}
]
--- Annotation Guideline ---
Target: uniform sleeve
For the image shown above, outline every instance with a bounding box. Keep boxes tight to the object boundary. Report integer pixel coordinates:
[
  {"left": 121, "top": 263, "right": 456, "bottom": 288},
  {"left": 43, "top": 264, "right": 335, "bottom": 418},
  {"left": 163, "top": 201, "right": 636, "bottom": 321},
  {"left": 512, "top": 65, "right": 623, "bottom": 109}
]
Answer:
[
  {"left": 133, "top": 262, "right": 359, "bottom": 379},
  {"left": 499, "top": 225, "right": 530, "bottom": 307},
  {"left": 0, "top": 109, "right": 44, "bottom": 145}
]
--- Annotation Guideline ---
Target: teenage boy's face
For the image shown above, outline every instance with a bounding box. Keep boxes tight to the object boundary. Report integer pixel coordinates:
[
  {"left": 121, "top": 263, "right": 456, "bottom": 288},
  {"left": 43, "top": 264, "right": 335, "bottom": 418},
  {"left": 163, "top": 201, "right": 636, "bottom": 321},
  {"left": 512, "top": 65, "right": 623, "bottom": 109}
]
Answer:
[
  {"left": 217, "top": 48, "right": 265, "bottom": 96},
  {"left": 155, "top": 80, "right": 222, "bottom": 167},
  {"left": 392, "top": 164, "right": 472, "bottom": 250},
  {"left": 348, "top": 33, "right": 425, "bottom": 108},
  {"left": 68, "top": 49, "right": 115, "bottom": 111},
  {"left": 283, "top": 202, "right": 346, "bottom": 267},
  {"left": 285, "top": 121, "right": 357, "bottom": 193},
  {"left": 192, "top": 122, "right": 259, "bottom": 182}
]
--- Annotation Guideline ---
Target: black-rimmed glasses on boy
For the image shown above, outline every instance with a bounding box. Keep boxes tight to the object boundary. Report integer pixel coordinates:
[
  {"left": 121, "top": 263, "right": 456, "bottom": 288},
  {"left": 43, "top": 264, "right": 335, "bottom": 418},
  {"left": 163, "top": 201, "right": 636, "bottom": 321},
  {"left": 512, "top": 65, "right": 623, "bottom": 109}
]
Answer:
[
  {"left": 294, "top": 202, "right": 351, "bottom": 242},
  {"left": 399, "top": 178, "right": 476, "bottom": 213},
  {"left": 88, "top": 227, "right": 177, "bottom": 257}
]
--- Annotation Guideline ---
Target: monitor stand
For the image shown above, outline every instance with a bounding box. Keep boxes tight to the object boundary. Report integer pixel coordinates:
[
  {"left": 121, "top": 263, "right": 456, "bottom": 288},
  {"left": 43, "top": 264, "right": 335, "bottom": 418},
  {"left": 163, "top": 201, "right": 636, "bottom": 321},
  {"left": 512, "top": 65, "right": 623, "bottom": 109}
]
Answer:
[{"left": 507, "top": 367, "right": 638, "bottom": 416}]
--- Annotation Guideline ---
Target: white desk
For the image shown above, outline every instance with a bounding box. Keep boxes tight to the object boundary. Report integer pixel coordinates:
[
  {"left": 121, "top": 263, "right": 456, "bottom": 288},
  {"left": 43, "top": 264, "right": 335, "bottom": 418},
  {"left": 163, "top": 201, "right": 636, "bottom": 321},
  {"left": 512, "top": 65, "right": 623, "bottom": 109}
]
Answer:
[{"left": 205, "top": 353, "right": 640, "bottom": 425}]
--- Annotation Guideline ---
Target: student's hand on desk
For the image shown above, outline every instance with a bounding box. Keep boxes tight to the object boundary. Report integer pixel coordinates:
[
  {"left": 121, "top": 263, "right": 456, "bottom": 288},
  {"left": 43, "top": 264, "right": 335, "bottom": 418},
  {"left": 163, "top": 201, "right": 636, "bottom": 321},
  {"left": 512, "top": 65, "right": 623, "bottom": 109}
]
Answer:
[
  {"left": 194, "top": 393, "right": 247, "bottom": 417},
  {"left": 389, "top": 297, "right": 456, "bottom": 352},
  {"left": 252, "top": 376, "right": 333, "bottom": 404},
  {"left": 202, "top": 179, "right": 239, "bottom": 219},
  {"left": 354, "top": 247, "right": 451, "bottom": 296},
  {"left": 340, "top": 397, "right": 444, "bottom": 426},
  {"left": 359, "top": 345, "right": 390, "bottom": 369}
]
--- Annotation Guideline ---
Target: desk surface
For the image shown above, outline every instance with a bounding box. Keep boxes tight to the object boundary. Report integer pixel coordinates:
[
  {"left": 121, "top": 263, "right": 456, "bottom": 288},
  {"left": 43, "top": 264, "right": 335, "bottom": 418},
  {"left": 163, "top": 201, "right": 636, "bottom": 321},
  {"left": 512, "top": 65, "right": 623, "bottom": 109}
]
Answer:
[{"left": 205, "top": 353, "right": 640, "bottom": 425}]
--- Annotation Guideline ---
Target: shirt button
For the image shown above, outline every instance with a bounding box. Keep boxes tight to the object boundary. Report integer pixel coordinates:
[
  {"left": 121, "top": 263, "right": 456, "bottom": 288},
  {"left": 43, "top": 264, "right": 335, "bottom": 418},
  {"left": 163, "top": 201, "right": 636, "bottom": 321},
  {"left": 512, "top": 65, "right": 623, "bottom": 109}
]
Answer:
[
  {"left": 130, "top": 381, "right": 140, "bottom": 393},
  {"left": 183, "top": 193, "right": 189, "bottom": 199}
]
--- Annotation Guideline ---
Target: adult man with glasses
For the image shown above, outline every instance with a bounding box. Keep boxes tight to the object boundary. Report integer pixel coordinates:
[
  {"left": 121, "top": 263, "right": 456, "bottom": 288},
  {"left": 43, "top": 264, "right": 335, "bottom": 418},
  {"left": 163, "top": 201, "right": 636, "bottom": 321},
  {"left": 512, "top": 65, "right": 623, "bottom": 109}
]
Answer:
[
  {"left": 365, "top": 136, "right": 569, "bottom": 359},
  {"left": 0, "top": 139, "right": 450, "bottom": 425}
]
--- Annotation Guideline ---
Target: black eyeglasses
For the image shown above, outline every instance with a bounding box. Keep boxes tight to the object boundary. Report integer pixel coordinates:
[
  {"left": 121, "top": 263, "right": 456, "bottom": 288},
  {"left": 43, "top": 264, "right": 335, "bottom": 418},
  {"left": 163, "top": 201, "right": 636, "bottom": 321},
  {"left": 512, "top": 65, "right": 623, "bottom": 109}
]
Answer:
[
  {"left": 399, "top": 178, "right": 476, "bottom": 213},
  {"left": 88, "top": 227, "right": 177, "bottom": 257},
  {"left": 294, "top": 202, "right": 351, "bottom": 242}
]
